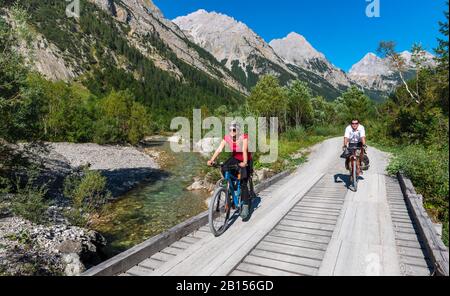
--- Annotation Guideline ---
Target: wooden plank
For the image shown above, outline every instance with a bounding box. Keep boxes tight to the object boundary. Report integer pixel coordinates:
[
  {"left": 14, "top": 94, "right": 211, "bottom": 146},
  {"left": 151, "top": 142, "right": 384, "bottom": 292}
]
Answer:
[
  {"left": 403, "top": 264, "right": 432, "bottom": 276},
  {"left": 188, "top": 231, "right": 210, "bottom": 239},
  {"left": 139, "top": 258, "right": 165, "bottom": 270},
  {"left": 388, "top": 200, "right": 407, "bottom": 205},
  {"left": 151, "top": 252, "right": 176, "bottom": 262},
  {"left": 394, "top": 227, "right": 417, "bottom": 235},
  {"left": 179, "top": 236, "right": 201, "bottom": 244},
  {"left": 126, "top": 265, "right": 153, "bottom": 276},
  {"left": 250, "top": 249, "right": 322, "bottom": 268},
  {"left": 302, "top": 198, "right": 344, "bottom": 205},
  {"left": 290, "top": 208, "right": 340, "bottom": 217},
  {"left": 264, "top": 235, "right": 327, "bottom": 251},
  {"left": 287, "top": 211, "right": 338, "bottom": 222},
  {"left": 170, "top": 240, "right": 191, "bottom": 250},
  {"left": 275, "top": 224, "right": 333, "bottom": 237},
  {"left": 390, "top": 213, "right": 412, "bottom": 220},
  {"left": 395, "top": 239, "right": 423, "bottom": 249},
  {"left": 305, "top": 193, "right": 346, "bottom": 199},
  {"left": 306, "top": 190, "right": 347, "bottom": 195},
  {"left": 399, "top": 255, "right": 431, "bottom": 268},
  {"left": 161, "top": 246, "right": 185, "bottom": 256},
  {"left": 391, "top": 217, "right": 414, "bottom": 223},
  {"left": 285, "top": 215, "right": 337, "bottom": 226},
  {"left": 236, "top": 262, "right": 300, "bottom": 276},
  {"left": 243, "top": 255, "right": 318, "bottom": 276},
  {"left": 390, "top": 205, "right": 409, "bottom": 211},
  {"left": 269, "top": 229, "right": 331, "bottom": 244},
  {"left": 229, "top": 269, "right": 260, "bottom": 276},
  {"left": 397, "top": 246, "right": 428, "bottom": 258},
  {"left": 256, "top": 241, "right": 325, "bottom": 260},
  {"left": 298, "top": 199, "right": 342, "bottom": 207},
  {"left": 393, "top": 220, "right": 416, "bottom": 228},
  {"left": 390, "top": 209, "right": 411, "bottom": 215},
  {"left": 294, "top": 204, "right": 342, "bottom": 212},
  {"left": 279, "top": 219, "right": 335, "bottom": 232},
  {"left": 395, "top": 232, "right": 422, "bottom": 242},
  {"left": 198, "top": 226, "right": 211, "bottom": 233}
]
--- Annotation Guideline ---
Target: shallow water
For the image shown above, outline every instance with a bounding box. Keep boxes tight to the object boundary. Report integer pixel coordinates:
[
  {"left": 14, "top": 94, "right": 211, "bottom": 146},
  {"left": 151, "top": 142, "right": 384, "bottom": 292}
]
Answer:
[{"left": 92, "top": 139, "right": 210, "bottom": 258}]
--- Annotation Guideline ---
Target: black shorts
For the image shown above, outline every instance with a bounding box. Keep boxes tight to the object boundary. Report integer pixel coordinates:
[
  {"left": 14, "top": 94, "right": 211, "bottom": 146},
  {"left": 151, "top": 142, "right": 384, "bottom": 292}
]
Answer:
[{"left": 349, "top": 142, "right": 363, "bottom": 149}]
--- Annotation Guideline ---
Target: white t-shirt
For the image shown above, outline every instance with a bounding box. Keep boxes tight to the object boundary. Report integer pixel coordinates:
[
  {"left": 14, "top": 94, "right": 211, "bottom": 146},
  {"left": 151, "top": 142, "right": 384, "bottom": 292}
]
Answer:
[{"left": 345, "top": 124, "right": 366, "bottom": 144}]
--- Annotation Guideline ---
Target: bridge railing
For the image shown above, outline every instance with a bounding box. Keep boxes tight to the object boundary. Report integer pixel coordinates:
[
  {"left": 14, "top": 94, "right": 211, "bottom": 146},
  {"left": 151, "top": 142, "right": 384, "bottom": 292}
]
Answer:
[
  {"left": 82, "top": 170, "right": 291, "bottom": 276},
  {"left": 397, "top": 172, "right": 449, "bottom": 276}
]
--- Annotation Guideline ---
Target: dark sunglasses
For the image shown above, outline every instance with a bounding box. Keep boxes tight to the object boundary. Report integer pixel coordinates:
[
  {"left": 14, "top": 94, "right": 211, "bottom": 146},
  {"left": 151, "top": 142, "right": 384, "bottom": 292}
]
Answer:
[{"left": 351, "top": 122, "right": 359, "bottom": 125}]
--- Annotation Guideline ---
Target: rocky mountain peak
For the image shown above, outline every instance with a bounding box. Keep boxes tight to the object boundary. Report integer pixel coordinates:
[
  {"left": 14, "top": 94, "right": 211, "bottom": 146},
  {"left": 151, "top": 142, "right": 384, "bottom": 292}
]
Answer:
[
  {"left": 269, "top": 32, "right": 350, "bottom": 88},
  {"left": 269, "top": 32, "right": 325, "bottom": 63}
]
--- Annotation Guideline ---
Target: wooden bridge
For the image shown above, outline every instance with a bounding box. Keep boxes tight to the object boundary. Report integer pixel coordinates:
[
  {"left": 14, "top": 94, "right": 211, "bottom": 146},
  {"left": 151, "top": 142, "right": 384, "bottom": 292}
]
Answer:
[{"left": 83, "top": 138, "right": 448, "bottom": 276}]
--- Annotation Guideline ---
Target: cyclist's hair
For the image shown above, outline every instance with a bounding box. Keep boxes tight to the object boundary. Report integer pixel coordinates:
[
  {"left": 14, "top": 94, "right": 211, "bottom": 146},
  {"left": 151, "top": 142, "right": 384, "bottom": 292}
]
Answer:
[{"left": 228, "top": 121, "right": 241, "bottom": 131}]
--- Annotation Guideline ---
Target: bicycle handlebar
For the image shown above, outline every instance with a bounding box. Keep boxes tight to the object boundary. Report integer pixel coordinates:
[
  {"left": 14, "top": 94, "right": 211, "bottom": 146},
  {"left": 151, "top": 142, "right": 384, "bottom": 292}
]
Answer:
[{"left": 210, "top": 162, "right": 240, "bottom": 171}]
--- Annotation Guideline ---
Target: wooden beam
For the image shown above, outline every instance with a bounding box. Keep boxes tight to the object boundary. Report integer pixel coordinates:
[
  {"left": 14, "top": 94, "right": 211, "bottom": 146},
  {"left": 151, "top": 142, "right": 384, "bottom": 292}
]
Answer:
[{"left": 397, "top": 173, "right": 449, "bottom": 276}]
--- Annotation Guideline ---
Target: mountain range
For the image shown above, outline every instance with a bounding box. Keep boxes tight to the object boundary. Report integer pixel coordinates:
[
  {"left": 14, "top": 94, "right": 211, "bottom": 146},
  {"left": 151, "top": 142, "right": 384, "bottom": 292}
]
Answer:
[{"left": 2, "top": 0, "right": 436, "bottom": 103}]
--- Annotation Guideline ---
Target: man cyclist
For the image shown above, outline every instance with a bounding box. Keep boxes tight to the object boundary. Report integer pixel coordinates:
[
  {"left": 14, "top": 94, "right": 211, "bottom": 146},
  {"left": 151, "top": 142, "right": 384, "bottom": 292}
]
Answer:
[
  {"left": 207, "top": 121, "right": 253, "bottom": 219},
  {"left": 342, "top": 119, "right": 368, "bottom": 173}
]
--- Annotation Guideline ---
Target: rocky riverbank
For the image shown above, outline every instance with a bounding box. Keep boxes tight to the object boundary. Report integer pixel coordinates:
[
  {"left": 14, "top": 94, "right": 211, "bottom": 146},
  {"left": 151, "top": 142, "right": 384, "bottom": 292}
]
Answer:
[
  {"left": 15, "top": 142, "right": 161, "bottom": 198},
  {"left": 0, "top": 216, "right": 106, "bottom": 276},
  {"left": 1, "top": 141, "right": 162, "bottom": 275}
]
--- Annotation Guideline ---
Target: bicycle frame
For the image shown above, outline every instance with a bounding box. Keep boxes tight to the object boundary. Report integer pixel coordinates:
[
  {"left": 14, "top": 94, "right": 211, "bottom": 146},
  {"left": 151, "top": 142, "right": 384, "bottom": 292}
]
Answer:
[
  {"left": 348, "top": 147, "right": 362, "bottom": 178},
  {"left": 224, "top": 171, "right": 242, "bottom": 210}
]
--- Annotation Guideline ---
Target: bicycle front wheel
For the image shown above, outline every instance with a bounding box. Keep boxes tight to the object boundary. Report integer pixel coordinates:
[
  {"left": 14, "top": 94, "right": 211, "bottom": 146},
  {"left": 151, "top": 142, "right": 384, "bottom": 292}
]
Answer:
[
  {"left": 352, "top": 159, "right": 358, "bottom": 192},
  {"left": 208, "top": 187, "right": 231, "bottom": 237}
]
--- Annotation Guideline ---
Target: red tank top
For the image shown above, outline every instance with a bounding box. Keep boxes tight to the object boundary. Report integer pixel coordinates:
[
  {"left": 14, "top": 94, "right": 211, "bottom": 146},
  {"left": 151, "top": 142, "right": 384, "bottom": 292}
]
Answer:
[{"left": 224, "top": 134, "right": 253, "bottom": 162}]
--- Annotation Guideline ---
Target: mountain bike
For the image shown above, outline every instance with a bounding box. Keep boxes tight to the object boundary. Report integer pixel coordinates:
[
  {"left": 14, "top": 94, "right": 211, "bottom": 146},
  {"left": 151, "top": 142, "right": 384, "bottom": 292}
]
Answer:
[{"left": 208, "top": 163, "right": 254, "bottom": 237}]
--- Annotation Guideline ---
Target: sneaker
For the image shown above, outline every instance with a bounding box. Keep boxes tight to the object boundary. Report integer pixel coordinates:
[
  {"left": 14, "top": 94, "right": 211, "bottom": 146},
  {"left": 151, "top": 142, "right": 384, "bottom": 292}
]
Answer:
[{"left": 240, "top": 204, "right": 249, "bottom": 219}]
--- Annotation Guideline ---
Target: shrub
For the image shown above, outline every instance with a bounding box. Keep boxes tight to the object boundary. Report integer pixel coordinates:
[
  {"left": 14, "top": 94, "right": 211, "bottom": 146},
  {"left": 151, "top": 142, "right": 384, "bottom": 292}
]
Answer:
[
  {"left": 307, "top": 125, "right": 342, "bottom": 137},
  {"left": 10, "top": 173, "right": 49, "bottom": 225},
  {"left": 282, "top": 126, "right": 306, "bottom": 142},
  {"left": 94, "top": 90, "right": 151, "bottom": 144},
  {"left": 63, "top": 169, "right": 111, "bottom": 227}
]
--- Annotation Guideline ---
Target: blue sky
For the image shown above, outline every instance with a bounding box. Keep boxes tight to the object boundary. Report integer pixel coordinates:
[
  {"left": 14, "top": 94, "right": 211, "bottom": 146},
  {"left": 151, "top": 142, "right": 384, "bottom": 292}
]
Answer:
[{"left": 153, "top": 0, "right": 446, "bottom": 71}]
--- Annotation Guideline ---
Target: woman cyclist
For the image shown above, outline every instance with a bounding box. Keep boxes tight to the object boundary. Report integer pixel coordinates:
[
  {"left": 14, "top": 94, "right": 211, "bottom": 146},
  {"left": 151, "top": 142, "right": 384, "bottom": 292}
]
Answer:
[{"left": 207, "top": 121, "right": 254, "bottom": 219}]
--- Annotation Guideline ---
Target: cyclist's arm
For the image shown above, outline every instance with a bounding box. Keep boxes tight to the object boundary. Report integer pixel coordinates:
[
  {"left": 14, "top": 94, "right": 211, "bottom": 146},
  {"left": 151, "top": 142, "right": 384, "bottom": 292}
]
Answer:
[
  {"left": 241, "top": 138, "right": 249, "bottom": 166},
  {"left": 361, "top": 137, "right": 366, "bottom": 146},
  {"left": 344, "top": 137, "right": 349, "bottom": 147},
  {"left": 209, "top": 140, "right": 226, "bottom": 164}
]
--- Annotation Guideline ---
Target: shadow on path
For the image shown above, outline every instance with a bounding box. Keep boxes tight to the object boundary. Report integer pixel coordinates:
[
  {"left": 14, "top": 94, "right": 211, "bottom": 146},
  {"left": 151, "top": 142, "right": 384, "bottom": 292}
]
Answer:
[{"left": 334, "top": 173, "right": 365, "bottom": 191}]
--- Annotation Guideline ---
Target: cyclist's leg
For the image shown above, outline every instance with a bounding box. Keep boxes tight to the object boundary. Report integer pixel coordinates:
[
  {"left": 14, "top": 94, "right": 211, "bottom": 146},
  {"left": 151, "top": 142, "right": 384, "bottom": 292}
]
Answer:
[
  {"left": 358, "top": 142, "right": 363, "bottom": 174},
  {"left": 239, "top": 160, "right": 250, "bottom": 204},
  {"left": 248, "top": 160, "right": 256, "bottom": 198},
  {"left": 240, "top": 172, "right": 251, "bottom": 219}
]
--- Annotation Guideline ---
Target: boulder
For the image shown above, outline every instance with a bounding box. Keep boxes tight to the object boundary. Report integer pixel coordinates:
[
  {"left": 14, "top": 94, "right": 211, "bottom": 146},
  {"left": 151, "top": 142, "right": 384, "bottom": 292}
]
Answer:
[
  {"left": 255, "top": 168, "right": 275, "bottom": 183},
  {"left": 63, "top": 253, "right": 85, "bottom": 276}
]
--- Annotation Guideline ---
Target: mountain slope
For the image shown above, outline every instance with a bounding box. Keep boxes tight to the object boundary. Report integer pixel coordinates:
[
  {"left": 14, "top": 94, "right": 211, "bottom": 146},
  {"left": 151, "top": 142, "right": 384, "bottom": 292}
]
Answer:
[
  {"left": 173, "top": 9, "right": 297, "bottom": 89},
  {"left": 269, "top": 32, "right": 351, "bottom": 89},
  {"left": 349, "top": 51, "right": 435, "bottom": 92},
  {"left": 1, "top": 0, "right": 247, "bottom": 126}
]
